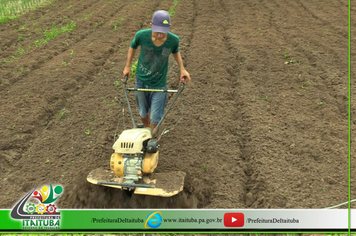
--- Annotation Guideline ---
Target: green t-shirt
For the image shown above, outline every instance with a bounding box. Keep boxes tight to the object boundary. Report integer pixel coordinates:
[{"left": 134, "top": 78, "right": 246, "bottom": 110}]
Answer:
[{"left": 130, "top": 29, "right": 180, "bottom": 88}]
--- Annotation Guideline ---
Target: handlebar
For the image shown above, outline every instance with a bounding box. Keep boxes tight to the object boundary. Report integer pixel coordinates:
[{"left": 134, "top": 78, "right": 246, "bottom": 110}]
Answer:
[
  {"left": 121, "top": 75, "right": 186, "bottom": 135},
  {"left": 123, "top": 75, "right": 186, "bottom": 92}
]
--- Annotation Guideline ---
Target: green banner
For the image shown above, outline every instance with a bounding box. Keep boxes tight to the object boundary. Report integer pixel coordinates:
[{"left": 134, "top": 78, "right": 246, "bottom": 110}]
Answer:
[
  {"left": 1, "top": 209, "right": 225, "bottom": 230},
  {"left": 0, "top": 209, "right": 349, "bottom": 231}
]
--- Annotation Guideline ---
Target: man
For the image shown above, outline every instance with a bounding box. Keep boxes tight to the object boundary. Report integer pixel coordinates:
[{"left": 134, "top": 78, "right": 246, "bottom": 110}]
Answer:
[{"left": 123, "top": 10, "right": 191, "bottom": 136}]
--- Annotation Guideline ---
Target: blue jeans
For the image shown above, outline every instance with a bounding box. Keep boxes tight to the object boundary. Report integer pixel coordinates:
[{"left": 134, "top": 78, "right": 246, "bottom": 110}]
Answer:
[{"left": 135, "top": 78, "right": 167, "bottom": 125}]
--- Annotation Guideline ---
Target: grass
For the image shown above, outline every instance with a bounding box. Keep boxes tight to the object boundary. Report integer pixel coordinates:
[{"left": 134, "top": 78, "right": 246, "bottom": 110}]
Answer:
[
  {"left": 0, "top": 235, "right": 88, "bottom": 236},
  {"left": 0, "top": 0, "right": 54, "bottom": 24},
  {"left": 0, "top": 234, "right": 88, "bottom": 236},
  {"left": 250, "top": 234, "right": 351, "bottom": 236}
]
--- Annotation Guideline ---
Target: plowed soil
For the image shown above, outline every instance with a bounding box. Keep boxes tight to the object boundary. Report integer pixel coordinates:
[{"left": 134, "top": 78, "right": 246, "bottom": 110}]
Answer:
[{"left": 0, "top": 0, "right": 351, "bottom": 210}]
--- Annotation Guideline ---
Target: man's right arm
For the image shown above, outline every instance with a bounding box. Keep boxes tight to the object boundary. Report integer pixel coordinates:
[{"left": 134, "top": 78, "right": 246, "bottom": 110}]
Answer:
[{"left": 123, "top": 47, "right": 137, "bottom": 78}]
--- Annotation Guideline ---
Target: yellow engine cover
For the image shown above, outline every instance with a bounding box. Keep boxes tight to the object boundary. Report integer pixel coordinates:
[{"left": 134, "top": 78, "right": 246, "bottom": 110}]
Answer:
[
  {"left": 110, "top": 153, "right": 124, "bottom": 177},
  {"left": 142, "top": 151, "right": 159, "bottom": 174},
  {"left": 110, "top": 151, "right": 159, "bottom": 177}
]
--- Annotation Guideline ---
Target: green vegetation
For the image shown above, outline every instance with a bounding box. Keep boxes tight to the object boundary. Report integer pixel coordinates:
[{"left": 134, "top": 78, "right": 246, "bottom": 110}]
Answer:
[
  {"left": 0, "top": 234, "right": 88, "bottom": 236},
  {"left": 85, "top": 129, "right": 92, "bottom": 136},
  {"left": 299, "top": 80, "right": 311, "bottom": 89},
  {"left": 114, "top": 80, "right": 121, "bottom": 88},
  {"left": 57, "top": 109, "right": 67, "bottom": 119},
  {"left": 93, "top": 20, "right": 104, "bottom": 29},
  {"left": 0, "top": 0, "right": 54, "bottom": 23},
  {"left": 133, "top": 0, "right": 146, "bottom": 10},
  {"left": 2, "top": 43, "right": 25, "bottom": 63},
  {"left": 83, "top": 11, "right": 94, "bottom": 20},
  {"left": 102, "top": 97, "right": 116, "bottom": 106},
  {"left": 87, "top": 116, "right": 95, "bottom": 122},
  {"left": 16, "top": 67, "right": 24, "bottom": 74},
  {"left": 2, "top": 19, "right": 77, "bottom": 63},
  {"left": 283, "top": 50, "right": 303, "bottom": 65},
  {"left": 111, "top": 17, "right": 124, "bottom": 30},
  {"left": 17, "top": 26, "right": 29, "bottom": 31},
  {"left": 131, "top": 60, "right": 138, "bottom": 78},
  {"left": 285, "top": 59, "right": 294, "bottom": 65},
  {"left": 284, "top": 50, "right": 290, "bottom": 59},
  {"left": 34, "top": 20, "right": 76, "bottom": 47},
  {"left": 61, "top": 60, "right": 69, "bottom": 67},
  {"left": 168, "top": 0, "right": 179, "bottom": 16}
]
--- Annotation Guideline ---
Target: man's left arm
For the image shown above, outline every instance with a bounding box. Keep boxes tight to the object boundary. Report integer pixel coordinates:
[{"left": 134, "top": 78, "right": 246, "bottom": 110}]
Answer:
[{"left": 173, "top": 52, "right": 191, "bottom": 82}]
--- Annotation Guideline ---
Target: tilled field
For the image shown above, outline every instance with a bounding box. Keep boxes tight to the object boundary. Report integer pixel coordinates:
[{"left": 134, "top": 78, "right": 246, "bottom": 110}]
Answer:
[{"left": 0, "top": 0, "right": 352, "bottom": 210}]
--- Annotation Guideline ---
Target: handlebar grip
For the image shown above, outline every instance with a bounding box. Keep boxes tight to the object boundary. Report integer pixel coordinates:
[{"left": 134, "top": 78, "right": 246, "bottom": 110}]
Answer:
[{"left": 124, "top": 75, "right": 129, "bottom": 83}]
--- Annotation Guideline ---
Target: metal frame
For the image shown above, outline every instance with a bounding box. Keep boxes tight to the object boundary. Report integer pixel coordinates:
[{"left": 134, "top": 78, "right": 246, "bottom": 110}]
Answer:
[{"left": 122, "top": 75, "right": 185, "bottom": 137}]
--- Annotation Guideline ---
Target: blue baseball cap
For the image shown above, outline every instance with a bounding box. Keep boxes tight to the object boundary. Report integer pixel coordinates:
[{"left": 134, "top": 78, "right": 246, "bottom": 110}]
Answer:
[{"left": 151, "top": 10, "right": 171, "bottom": 33}]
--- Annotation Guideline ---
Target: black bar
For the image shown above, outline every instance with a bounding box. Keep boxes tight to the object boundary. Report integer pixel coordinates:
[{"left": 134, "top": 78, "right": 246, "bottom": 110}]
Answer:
[
  {"left": 98, "top": 181, "right": 156, "bottom": 189},
  {"left": 153, "top": 82, "right": 185, "bottom": 136},
  {"left": 123, "top": 75, "right": 136, "bottom": 128}
]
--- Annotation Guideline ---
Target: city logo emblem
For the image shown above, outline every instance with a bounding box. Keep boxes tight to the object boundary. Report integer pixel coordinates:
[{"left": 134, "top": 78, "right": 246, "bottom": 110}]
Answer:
[
  {"left": 145, "top": 211, "right": 162, "bottom": 229},
  {"left": 11, "top": 184, "right": 63, "bottom": 230}
]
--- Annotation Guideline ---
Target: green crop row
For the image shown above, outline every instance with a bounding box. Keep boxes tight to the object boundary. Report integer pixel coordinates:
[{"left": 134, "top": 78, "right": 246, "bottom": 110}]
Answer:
[
  {"left": 2, "top": 20, "right": 76, "bottom": 63},
  {"left": 0, "top": 0, "right": 53, "bottom": 23}
]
